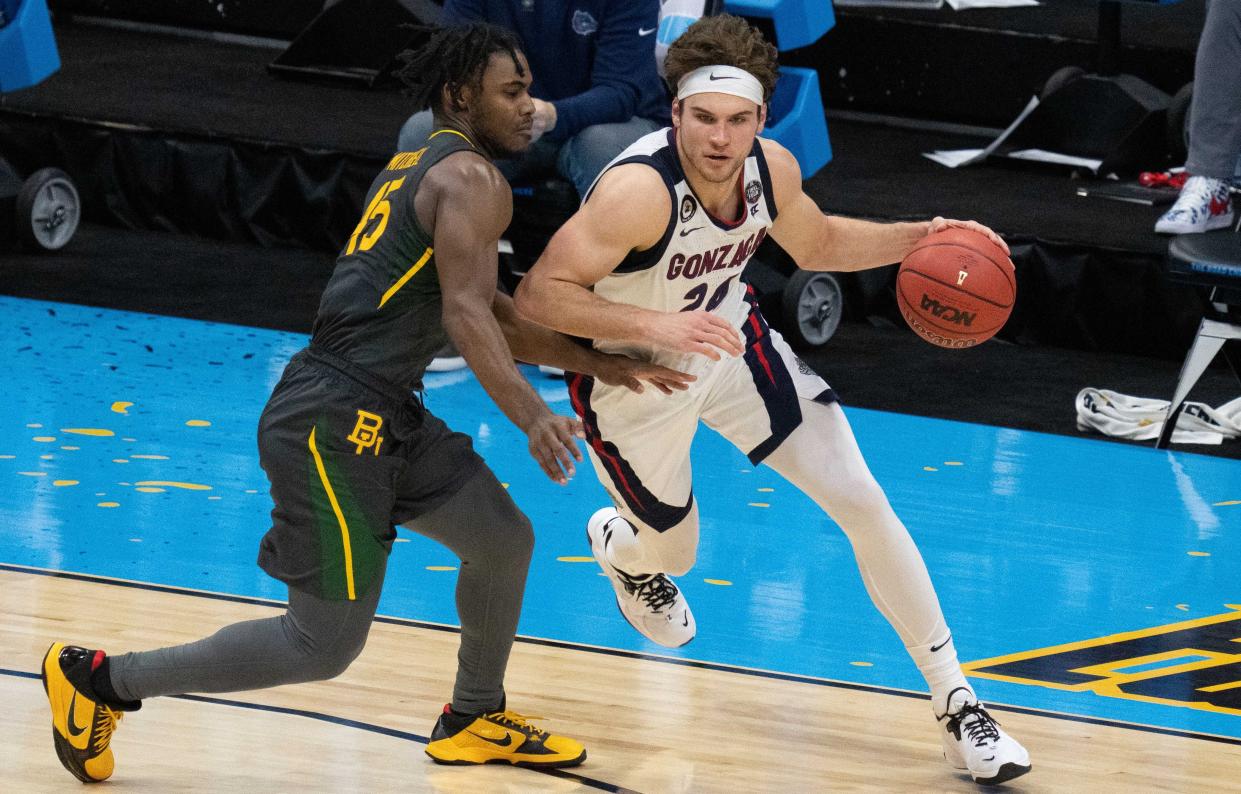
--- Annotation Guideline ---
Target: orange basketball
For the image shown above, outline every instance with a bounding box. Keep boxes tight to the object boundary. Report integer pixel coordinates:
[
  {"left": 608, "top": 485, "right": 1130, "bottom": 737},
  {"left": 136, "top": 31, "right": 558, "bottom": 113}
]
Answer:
[{"left": 896, "top": 227, "right": 1015, "bottom": 348}]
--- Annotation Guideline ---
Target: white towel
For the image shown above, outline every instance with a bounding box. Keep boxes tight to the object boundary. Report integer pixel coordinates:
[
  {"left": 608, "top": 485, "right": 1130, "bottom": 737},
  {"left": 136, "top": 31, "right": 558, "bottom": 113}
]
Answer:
[{"left": 1075, "top": 388, "right": 1241, "bottom": 445}]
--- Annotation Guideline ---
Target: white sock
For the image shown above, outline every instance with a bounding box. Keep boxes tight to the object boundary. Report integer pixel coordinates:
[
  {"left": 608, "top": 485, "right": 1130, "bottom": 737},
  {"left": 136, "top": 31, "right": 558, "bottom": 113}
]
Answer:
[
  {"left": 600, "top": 515, "right": 651, "bottom": 576},
  {"left": 908, "top": 633, "right": 974, "bottom": 715}
]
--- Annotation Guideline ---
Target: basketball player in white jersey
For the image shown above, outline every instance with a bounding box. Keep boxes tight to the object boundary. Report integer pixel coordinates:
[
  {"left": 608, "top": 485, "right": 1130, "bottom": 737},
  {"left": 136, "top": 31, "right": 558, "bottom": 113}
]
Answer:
[{"left": 514, "top": 14, "right": 1030, "bottom": 786}]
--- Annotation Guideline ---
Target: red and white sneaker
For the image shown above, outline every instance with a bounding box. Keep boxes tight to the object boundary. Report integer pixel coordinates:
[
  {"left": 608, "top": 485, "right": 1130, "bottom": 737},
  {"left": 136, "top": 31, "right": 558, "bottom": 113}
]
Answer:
[{"left": 1155, "top": 176, "right": 1235, "bottom": 234}]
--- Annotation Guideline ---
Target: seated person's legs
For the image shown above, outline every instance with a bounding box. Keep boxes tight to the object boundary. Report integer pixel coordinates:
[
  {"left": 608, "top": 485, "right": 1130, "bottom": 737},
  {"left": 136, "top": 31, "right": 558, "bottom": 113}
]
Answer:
[
  {"left": 1156, "top": 0, "right": 1240, "bottom": 233},
  {"left": 557, "top": 117, "right": 664, "bottom": 198}
]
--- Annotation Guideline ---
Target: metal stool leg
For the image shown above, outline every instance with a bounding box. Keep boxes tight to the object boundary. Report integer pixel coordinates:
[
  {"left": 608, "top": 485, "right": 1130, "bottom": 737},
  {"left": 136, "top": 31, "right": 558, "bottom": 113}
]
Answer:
[{"left": 1157, "top": 319, "right": 1241, "bottom": 448}]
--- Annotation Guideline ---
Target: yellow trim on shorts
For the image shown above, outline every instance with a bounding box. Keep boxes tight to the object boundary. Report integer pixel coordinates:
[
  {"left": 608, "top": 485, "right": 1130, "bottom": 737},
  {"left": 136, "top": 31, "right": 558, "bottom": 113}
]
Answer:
[
  {"left": 308, "top": 426, "right": 356, "bottom": 600},
  {"left": 378, "top": 247, "right": 433, "bottom": 309}
]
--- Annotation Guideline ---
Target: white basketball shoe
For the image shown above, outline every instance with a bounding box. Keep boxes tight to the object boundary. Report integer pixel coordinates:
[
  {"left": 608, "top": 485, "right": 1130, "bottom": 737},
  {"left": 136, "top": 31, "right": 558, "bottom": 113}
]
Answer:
[
  {"left": 1155, "top": 175, "right": 1234, "bottom": 234},
  {"left": 586, "top": 507, "right": 695, "bottom": 648},
  {"left": 937, "top": 687, "right": 1031, "bottom": 785}
]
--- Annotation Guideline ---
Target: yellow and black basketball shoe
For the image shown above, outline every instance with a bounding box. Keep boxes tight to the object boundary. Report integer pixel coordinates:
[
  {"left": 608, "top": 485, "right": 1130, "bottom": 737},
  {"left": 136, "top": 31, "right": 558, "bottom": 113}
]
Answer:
[
  {"left": 425, "top": 704, "right": 586, "bottom": 767},
  {"left": 41, "top": 643, "right": 141, "bottom": 783}
]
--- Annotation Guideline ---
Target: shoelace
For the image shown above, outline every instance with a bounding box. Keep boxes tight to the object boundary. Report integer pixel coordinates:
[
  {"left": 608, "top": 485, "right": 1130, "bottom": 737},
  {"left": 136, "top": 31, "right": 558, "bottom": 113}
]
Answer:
[
  {"left": 93, "top": 708, "right": 122, "bottom": 753},
  {"left": 946, "top": 702, "right": 1001, "bottom": 747},
  {"left": 622, "top": 573, "right": 679, "bottom": 612},
  {"left": 485, "top": 710, "right": 547, "bottom": 741}
]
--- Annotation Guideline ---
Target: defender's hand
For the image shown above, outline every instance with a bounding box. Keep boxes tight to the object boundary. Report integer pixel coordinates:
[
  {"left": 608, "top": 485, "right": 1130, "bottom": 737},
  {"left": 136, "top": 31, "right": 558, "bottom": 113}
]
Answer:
[
  {"left": 645, "top": 310, "right": 745, "bottom": 361},
  {"left": 927, "top": 217, "right": 1010, "bottom": 256},
  {"left": 595, "top": 353, "right": 696, "bottom": 395},
  {"left": 524, "top": 411, "right": 584, "bottom": 485},
  {"left": 530, "top": 98, "right": 558, "bottom": 143}
]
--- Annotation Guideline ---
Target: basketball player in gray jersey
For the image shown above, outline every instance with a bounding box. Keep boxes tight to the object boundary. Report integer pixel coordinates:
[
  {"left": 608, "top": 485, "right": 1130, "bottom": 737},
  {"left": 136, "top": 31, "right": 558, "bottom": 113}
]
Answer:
[
  {"left": 40, "top": 24, "right": 691, "bottom": 783},
  {"left": 516, "top": 15, "right": 1031, "bottom": 786}
]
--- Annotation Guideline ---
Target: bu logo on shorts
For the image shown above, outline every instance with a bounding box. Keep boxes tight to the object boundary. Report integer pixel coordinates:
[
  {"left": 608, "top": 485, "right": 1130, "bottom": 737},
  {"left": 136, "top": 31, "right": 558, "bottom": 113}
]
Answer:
[{"left": 346, "top": 410, "right": 384, "bottom": 455}]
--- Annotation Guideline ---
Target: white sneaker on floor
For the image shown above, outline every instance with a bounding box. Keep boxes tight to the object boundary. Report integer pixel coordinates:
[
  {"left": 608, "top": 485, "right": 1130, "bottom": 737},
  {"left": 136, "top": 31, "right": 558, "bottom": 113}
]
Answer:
[
  {"left": 1155, "top": 176, "right": 1235, "bottom": 234},
  {"left": 586, "top": 507, "right": 695, "bottom": 648},
  {"left": 427, "top": 341, "right": 467, "bottom": 372},
  {"left": 937, "top": 687, "right": 1031, "bottom": 785}
]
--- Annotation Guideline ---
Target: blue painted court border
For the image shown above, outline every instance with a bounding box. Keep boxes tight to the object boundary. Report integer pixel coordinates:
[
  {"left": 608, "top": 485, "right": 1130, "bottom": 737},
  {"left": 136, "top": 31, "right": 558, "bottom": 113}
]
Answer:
[
  {"left": 4, "top": 296, "right": 1239, "bottom": 740},
  {"left": 7, "top": 563, "right": 1240, "bottom": 751}
]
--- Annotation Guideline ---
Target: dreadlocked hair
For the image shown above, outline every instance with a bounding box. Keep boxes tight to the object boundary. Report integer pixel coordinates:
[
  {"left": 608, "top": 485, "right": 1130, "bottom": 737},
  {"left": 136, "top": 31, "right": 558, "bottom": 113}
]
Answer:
[
  {"left": 395, "top": 23, "right": 525, "bottom": 115},
  {"left": 663, "top": 14, "right": 779, "bottom": 102}
]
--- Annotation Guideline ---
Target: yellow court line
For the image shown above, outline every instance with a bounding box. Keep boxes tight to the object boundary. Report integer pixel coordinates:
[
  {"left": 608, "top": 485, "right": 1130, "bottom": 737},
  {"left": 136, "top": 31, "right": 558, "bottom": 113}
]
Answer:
[
  {"left": 378, "top": 248, "right": 433, "bottom": 309},
  {"left": 963, "top": 606, "right": 1241, "bottom": 672},
  {"left": 308, "top": 427, "right": 356, "bottom": 600}
]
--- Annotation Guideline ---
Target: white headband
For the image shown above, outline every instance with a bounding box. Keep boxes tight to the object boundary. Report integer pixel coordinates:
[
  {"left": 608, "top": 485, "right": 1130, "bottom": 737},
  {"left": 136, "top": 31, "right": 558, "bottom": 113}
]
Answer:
[{"left": 676, "top": 65, "right": 764, "bottom": 105}]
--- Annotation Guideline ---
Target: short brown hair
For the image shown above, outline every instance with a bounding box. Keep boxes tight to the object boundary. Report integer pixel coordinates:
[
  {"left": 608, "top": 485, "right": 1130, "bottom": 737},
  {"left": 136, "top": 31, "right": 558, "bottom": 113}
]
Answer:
[{"left": 663, "top": 15, "right": 779, "bottom": 102}]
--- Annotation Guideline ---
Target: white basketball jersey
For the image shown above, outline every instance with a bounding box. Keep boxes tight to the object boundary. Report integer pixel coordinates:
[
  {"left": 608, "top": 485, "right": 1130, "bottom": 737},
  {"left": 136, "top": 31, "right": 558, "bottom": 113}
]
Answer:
[{"left": 585, "top": 128, "right": 777, "bottom": 368}]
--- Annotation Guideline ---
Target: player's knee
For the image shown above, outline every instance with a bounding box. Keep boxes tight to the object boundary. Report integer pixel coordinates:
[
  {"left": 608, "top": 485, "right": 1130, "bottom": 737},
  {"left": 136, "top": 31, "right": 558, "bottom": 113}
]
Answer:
[
  {"left": 303, "top": 632, "right": 368, "bottom": 681},
  {"left": 663, "top": 551, "right": 697, "bottom": 577},
  {"left": 825, "top": 474, "right": 890, "bottom": 521},
  {"left": 487, "top": 497, "right": 533, "bottom": 559},
  {"left": 465, "top": 502, "right": 534, "bottom": 569},
  {"left": 506, "top": 510, "right": 535, "bottom": 564}
]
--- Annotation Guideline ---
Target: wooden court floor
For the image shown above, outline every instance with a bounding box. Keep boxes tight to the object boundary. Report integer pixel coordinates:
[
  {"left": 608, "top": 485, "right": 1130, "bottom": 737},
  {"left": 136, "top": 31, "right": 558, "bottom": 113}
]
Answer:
[{"left": 5, "top": 566, "right": 1240, "bottom": 793}]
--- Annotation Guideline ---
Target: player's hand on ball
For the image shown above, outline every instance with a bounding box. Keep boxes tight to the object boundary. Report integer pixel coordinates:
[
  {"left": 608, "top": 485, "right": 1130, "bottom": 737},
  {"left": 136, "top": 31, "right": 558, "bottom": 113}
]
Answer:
[
  {"left": 646, "top": 310, "right": 745, "bottom": 361},
  {"left": 927, "top": 217, "right": 1010, "bottom": 256},
  {"left": 596, "top": 353, "right": 696, "bottom": 395},
  {"left": 524, "top": 411, "right": 584, "bottom": 485}
]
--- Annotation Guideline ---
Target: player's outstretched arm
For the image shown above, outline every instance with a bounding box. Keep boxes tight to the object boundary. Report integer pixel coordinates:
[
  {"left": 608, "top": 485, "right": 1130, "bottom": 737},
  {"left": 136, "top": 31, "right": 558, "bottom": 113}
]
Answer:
[
  {"left": 427, "top": 153, "right": 582, "bottom": 484},
  {"left": 515, "top": 165, "right": 743, "bottom": 361},
  {"left": 763, "top": 140, "right": 1008, "bottom": 272},
  {"left": 493, "top": 291, "right": 695, "bottom": 394}
]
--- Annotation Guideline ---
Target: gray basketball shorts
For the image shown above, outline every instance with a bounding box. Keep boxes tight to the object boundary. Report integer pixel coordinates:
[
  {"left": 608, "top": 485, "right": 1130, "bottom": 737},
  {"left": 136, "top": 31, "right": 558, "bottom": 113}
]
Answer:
[{"left": 256, "top": 347, "right": 482, "bottom": 601}]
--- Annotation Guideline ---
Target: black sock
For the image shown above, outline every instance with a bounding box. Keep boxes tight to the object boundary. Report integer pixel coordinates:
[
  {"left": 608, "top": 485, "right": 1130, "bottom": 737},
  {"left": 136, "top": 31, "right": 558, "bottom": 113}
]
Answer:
[
  {"left": 448, "top": 693, "right": 505, "bottom": 722},
  {"left": 90, "top": 657, "right": 139, "bottom": 711}
]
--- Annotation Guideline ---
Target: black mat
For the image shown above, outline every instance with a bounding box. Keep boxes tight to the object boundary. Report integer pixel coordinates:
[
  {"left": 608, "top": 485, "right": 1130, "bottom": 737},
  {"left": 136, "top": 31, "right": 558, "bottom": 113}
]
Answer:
[
  {"left": 791, "top": 0, "right": 1204, "bottom": 127},
  {"left": 841, "top": 0, "right": 1205, "bottom": 53},
  {"left": 3, "top": 223, "right": 1237, "bottom": 460},
  {"left": 0, "top": 23, "right": 413, "bottom": 157},
  {"left": 0, "top": 21, "right": 1178, "bottom": 257},
  {"left": 807, "top": 122, "right": 1174, "bottom": 256}
]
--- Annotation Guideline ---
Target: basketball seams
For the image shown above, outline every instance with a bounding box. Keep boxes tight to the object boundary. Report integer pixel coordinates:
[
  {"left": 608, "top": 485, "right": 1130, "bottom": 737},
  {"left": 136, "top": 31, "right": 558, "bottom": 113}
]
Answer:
[
  {"left": 895, "top": 267, "right": 1014, "bottom": 311},
  {"left": 906, "top": 241, "right": 1016, "bottom": 294}
]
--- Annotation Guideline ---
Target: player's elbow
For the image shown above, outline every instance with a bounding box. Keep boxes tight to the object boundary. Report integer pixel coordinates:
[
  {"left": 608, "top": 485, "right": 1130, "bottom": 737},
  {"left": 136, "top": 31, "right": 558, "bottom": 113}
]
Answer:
[
  {"left": 512, "top": 272, "right": 548, "bottom": 324},
  {"left": 442, "top": 293, "right": 492, "bottom": 337}
]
